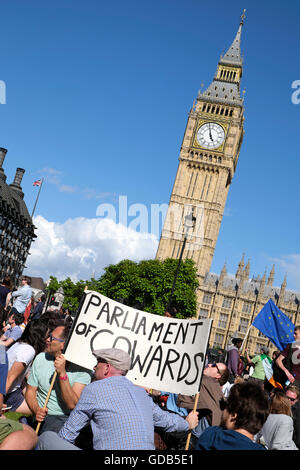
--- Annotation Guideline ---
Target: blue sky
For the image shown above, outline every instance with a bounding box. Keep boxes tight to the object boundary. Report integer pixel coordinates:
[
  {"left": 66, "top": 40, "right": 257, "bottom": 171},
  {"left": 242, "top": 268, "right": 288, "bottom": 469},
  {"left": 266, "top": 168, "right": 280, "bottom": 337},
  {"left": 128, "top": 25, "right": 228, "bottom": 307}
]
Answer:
[{"left": 1, "top": 0, "right": 300, "bottom": 289}]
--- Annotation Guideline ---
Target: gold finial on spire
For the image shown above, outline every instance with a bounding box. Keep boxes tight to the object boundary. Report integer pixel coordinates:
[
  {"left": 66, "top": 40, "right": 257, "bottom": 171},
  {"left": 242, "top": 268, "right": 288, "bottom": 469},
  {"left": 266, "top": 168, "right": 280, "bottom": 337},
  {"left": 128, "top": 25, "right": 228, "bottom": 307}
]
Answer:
[{"left": 240, "top": 9, "right": 246, "bottom": 25}]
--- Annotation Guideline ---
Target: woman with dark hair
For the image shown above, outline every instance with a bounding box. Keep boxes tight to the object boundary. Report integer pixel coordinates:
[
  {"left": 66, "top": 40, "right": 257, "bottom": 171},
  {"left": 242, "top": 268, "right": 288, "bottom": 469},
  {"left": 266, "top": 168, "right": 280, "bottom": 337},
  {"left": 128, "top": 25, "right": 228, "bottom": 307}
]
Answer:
[{"left": 4, "top": 320, "right": 48, "bottom": 413}]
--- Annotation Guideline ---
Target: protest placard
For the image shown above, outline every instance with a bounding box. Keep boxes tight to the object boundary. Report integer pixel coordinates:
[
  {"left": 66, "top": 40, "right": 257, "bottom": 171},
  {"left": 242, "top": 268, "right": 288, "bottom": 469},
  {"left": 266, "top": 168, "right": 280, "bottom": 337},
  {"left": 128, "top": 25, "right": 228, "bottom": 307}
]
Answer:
[{"left": 64, "top": 291, "right": 212, "bottom": 395}]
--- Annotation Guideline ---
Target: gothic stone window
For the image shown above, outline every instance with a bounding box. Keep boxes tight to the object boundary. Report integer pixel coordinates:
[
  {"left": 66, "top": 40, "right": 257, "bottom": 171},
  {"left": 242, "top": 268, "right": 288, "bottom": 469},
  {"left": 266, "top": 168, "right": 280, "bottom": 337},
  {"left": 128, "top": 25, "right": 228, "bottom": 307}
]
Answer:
[
  {"left": 238, "top": 317, "right": 248, "bottom": 334},
  {"left": 242, "top": 302, "right": 252, "bottom": 314},
  {"left": 222, "top": 297, "right": 232, "bottom": 309},
  {"left": 214, "top": 333, "right": 224, "bottom": 348},
  {"left": 218, "top": 313, "right": 228, "bottom": 329},
  {"left": 202, "top": 293, "right": 212, "bottom": 305},
  {"left": 199, "top": 308, "right": 209, "bottom": 319}
]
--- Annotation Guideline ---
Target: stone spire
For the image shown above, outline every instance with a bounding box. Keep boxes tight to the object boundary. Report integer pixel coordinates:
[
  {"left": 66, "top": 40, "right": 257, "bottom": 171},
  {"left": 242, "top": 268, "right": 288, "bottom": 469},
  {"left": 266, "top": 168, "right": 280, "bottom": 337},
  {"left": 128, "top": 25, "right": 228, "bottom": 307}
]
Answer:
[
  {"left": 219, "top": 261, "right": 227, "bottom": 287},
  {"left": 267, "top": 264, "right": 275, "bottom": 287},
  {"left": 236, "top": 253, "right": 245, "bottom": 279},
  {"left": 9, "top": 168, "right": 25, "bottom": 199},
  {"left": 219, "top": 9, "right": 246, "bottom": 67},
  {"left": 199, "top": 10, "right": 246, "bottom": 106},
  {"left": 278, "top": 275, "right": 287, "bottom": 304},
  {"left": 0, "top": 148, "right": 7, "bottom": 181},
  {"left": 258, "top": 271, "right": 266, "bottom": 298},
  {"left": 244, "top": 259, "right": 250, "bottom": 279}
]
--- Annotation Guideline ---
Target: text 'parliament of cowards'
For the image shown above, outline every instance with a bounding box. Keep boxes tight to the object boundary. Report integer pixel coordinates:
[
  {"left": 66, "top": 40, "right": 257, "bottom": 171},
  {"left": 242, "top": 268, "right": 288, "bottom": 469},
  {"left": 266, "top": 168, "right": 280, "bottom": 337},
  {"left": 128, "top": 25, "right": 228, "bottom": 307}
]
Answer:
[{"left": 64, "top": 291, "right": 212, "bottom": 395}]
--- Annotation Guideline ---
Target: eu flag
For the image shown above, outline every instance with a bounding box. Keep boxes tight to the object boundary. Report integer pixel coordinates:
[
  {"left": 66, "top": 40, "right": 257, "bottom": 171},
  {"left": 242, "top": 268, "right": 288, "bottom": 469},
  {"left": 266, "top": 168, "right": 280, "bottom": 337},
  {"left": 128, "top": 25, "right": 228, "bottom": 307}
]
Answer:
[{"left": 252, "top": 299, "right": 295, "bottom": 350}]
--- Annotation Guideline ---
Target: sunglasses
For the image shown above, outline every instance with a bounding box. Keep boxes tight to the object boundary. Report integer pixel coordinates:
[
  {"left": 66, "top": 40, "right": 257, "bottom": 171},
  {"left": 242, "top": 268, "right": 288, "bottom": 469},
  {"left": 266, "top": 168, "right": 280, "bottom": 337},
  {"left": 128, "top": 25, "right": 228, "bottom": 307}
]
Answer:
[
  {"left": 287, "top": 396, "right": 297, "bottom": 403},
  {"left": 211, "top": 363, "right": 221, "bottom": 374},
  {"left": 48, "top": 334, "right": 65, "bottom": 343}
]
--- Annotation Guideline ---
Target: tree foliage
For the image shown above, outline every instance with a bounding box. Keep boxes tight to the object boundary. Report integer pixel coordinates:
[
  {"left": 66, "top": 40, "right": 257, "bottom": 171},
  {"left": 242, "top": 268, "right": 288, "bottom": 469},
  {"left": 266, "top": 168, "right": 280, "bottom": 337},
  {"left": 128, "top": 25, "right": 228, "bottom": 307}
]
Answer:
[{"left": 47, "top": 258, "right": 199, "bottom": 319}]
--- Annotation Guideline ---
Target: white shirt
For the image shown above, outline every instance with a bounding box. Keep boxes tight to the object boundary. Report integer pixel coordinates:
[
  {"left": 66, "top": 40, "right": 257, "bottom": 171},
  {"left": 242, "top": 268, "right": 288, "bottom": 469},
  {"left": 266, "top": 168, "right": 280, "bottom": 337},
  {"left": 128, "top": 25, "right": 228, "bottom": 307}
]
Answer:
[
  {"left": 11, "top": 285, "right": 32, "bottom": 314},
  {"left": 7, "top": 342, "right": 35, "bottom": 393}
]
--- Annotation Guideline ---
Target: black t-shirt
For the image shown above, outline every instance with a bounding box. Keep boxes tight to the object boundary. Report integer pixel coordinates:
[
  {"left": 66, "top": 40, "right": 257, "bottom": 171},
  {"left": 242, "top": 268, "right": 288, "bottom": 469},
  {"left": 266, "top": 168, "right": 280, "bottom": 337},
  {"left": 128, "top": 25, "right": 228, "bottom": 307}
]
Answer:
[
  {"left": 281, "top": 343, "right": 300, "bottom": 381},
  {"left": 0, "top": 285, "right": 10, "bottom": 307}
]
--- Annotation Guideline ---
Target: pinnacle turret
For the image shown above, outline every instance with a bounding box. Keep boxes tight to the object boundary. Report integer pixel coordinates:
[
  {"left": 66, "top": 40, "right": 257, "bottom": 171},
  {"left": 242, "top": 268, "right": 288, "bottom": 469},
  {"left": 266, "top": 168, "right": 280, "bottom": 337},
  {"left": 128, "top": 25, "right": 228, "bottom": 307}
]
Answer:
[
  {"left": 219, "top": 9, "right": 246, "bottom": 68},
  {"left": 198, "top": 10, "right": 246, "bottom": 106}
]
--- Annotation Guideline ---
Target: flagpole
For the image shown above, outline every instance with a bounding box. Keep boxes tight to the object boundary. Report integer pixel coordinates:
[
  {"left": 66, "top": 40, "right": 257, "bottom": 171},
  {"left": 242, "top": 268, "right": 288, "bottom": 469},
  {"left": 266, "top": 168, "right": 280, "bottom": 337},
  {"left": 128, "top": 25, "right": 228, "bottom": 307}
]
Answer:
[
  {"left": 31, "top": 178, "right": 44, "bottom": 219},
  {"left": 241, "top": 325, "right": 252, "bottom": 353}
]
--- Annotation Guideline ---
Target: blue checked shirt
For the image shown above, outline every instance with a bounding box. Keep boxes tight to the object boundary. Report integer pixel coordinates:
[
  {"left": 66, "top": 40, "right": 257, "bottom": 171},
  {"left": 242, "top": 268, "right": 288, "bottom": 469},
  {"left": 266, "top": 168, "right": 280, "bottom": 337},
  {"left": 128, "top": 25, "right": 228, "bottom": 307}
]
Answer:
[{"left": 58, "top": 376, "right": 189, "bottom": 450}]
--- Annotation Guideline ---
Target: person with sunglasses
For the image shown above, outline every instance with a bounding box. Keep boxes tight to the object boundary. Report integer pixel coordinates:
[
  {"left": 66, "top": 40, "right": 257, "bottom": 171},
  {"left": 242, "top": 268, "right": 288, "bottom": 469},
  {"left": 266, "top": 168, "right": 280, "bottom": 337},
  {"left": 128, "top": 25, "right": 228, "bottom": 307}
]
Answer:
[
  {"left": 175, "top": 361, "right": 229, "bottom": 446},
  {"left": 25, "top": 321, "right": 92, "bottom": 434},
  {"left": 36, "top": 348, "right": 199, "bottom": 450}
]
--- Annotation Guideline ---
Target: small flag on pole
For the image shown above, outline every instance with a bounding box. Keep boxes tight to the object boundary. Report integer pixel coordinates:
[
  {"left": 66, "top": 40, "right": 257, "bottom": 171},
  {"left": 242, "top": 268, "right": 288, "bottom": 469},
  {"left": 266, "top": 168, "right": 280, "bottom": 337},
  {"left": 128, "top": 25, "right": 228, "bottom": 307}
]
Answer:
[{"left": 31, "top": 178, "right": 44, "bottom": 218}]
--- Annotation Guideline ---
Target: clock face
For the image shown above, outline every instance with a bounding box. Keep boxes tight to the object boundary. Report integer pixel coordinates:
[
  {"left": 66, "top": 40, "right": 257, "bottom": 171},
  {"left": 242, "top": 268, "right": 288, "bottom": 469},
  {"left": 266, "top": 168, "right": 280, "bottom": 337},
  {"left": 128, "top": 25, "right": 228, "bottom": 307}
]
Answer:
[{"left": 196, "top": 122, "right": 225, "bottom": 149}]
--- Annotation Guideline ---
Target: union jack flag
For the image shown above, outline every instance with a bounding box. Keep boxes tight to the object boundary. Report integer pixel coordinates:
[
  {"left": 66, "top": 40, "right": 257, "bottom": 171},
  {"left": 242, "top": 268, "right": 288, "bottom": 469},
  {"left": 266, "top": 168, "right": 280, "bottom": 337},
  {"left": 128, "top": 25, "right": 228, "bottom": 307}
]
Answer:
[{"left": 33, "top": 179, "right": 42, "bottom": 186}]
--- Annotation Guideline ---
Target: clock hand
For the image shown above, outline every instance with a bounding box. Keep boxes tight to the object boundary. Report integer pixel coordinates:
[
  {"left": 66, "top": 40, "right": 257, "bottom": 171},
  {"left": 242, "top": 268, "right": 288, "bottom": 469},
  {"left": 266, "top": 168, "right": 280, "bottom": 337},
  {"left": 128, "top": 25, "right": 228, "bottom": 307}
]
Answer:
[{"left": 209, "top": 124, "right": 213, "bottom": 141}]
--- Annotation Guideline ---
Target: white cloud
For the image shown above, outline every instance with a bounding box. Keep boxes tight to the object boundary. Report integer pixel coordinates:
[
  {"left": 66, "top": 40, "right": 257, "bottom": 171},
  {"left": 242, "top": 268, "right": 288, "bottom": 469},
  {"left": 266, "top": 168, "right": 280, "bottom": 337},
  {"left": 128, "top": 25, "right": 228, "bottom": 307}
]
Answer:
[
  {"left": 24, "top": 215, "right": 159, "bottom": 282},
  {"left": 59, "top": 184, "right": 77, "bottom": 193},
  {"left": 36, "top": 168, "right": 115, "bottom": 200},
  {"left": 270, "top": 254, "right": 300, "bottom": 291}
]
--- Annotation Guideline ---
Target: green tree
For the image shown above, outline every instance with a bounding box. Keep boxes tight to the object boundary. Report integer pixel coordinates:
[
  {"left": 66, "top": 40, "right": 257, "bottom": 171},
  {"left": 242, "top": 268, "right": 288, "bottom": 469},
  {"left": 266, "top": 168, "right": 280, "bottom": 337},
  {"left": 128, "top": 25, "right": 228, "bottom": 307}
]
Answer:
[
  {"left": 91, "top": 258, "right": 198, "bottom": 318},
  {"left": 46, "top": 258, "right": 199, "bottom": 319},
  {"left": 47, "top": 276, "right": 86, "bottom": 312}
]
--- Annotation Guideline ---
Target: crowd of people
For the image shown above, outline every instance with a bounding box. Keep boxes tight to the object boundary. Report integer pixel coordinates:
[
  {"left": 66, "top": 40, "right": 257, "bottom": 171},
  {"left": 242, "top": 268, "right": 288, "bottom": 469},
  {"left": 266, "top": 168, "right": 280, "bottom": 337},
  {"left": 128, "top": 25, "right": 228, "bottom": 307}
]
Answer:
[{"left": 0, "top": 274, "right": 299, "bottom": 451}]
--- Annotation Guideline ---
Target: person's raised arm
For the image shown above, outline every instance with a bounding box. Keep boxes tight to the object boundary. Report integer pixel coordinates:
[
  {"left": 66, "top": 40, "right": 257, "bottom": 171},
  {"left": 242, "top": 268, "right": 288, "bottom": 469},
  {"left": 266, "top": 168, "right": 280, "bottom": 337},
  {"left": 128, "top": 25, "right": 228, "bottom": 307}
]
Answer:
[
  {"left": 245, "top": 349, "right": 254, "bottom": 366},
  {"left": 54, "top": 355, "right": 86, "bottom": 410}
]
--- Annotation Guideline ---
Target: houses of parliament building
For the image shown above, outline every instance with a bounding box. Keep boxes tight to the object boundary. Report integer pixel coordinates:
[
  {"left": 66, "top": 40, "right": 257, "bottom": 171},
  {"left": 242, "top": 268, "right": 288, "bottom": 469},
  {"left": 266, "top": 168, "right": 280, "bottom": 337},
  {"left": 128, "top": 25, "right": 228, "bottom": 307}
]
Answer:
[{"left": 156, "top": 12, "right": 299, "bottom": 355}]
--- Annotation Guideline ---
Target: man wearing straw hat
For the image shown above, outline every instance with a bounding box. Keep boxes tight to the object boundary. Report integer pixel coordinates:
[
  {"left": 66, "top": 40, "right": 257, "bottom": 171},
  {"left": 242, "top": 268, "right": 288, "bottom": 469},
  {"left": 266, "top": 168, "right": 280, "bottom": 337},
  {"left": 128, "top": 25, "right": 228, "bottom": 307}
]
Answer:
[
  {"left": 25, "top": 321, "right": 92, "bottom": 434},
  {"left": 37, "top": 347, "right": 199, "bottom": 450}
]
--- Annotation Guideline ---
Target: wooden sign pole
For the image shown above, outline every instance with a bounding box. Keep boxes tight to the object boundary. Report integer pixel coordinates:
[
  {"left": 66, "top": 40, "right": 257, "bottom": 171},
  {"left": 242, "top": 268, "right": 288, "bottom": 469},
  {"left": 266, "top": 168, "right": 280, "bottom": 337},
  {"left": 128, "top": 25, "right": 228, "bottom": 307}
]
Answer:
[
  {"left": 35, "top": 371, "right": 57, "bottom": 434},
  {"left": 184, "top": 392, "right": 199, "bottom": 450}
]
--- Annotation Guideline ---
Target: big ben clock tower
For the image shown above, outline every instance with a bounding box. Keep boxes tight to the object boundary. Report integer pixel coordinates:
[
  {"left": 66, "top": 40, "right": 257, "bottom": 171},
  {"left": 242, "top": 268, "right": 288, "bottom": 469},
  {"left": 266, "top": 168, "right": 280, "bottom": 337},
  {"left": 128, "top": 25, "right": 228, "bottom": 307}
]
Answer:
[{"left": 156, "top": 11, "right": 246, "bottom": 289}]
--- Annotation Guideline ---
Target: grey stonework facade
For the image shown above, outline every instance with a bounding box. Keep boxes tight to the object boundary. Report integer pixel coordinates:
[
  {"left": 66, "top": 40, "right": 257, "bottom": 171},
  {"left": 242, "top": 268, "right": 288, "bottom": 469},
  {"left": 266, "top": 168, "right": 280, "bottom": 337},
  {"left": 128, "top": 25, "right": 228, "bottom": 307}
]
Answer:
[
  {"left": 0, "top": 147, "right": 36, "bottom": 284},
  {"left": 199, "top": 256, "right": 299, "bottom": 355}
]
